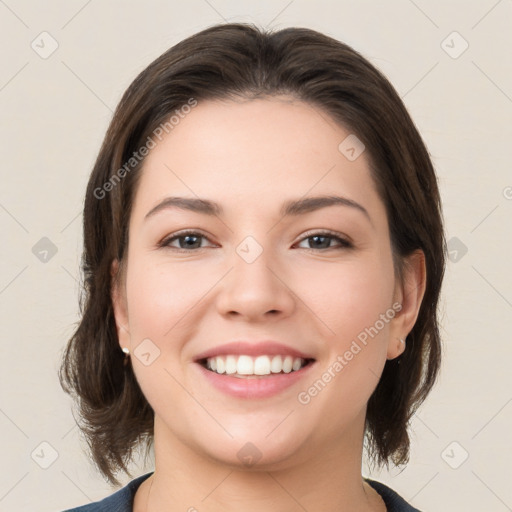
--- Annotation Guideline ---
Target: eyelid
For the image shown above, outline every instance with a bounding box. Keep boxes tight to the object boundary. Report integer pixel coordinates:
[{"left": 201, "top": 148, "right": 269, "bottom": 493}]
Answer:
[
  {"left": 159, "top": 228, "right": 353, "bottom": 252},
  {"left": 296, "top": 229, "right": 352, "bottom": 243},
  {"left": 294, "top": 229, "right": 353, "bottom": 249},
  {"left": 159, "top": 229, "right": 216, "bottom": 249}
]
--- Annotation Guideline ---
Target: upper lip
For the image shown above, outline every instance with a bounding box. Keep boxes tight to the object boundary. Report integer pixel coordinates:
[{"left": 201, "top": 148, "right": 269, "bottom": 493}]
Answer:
[{"left": 194, "top": 341, "right": 315, "bottom": 362}]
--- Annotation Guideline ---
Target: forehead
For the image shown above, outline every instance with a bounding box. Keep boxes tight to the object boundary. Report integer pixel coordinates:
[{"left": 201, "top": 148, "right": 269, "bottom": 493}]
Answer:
[{"left": 131, "top": 97, "right": 384, "bottom": 222}]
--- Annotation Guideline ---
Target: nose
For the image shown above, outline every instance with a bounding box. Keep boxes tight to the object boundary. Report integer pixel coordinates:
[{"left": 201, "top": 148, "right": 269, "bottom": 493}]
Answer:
[{"left": 216, "top": 243, "right": 296, "bottom": 322}]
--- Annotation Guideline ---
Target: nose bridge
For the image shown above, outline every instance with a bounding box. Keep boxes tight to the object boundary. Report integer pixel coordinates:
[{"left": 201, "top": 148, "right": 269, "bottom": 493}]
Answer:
[{"left": 216, "top": 234, "right": 295, "bottom": 318}]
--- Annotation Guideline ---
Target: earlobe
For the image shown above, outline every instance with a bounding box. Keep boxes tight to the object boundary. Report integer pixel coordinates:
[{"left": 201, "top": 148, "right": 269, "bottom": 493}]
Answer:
[
  {"left": 387, "top": 250, "right": 426, "bottom": 360},
  {"left": 110, "top": 259, "right": 131, "bottom": 350}
]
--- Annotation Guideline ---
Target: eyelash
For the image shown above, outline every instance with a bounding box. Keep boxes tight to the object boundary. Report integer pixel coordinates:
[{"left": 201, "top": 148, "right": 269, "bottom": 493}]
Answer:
[{"left": 159, "top": 229, "right": 353, "bottom": 253}]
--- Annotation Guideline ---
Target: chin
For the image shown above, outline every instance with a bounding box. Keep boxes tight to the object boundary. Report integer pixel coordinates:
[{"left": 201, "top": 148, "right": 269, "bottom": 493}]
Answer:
[{"left": 193, "top": 425, "right": 312, "bottom": 472}]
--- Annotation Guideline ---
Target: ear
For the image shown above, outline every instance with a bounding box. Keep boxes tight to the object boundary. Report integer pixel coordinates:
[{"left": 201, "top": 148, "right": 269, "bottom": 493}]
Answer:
[
  {"left": 387, "top": 250, "right": 426, "bottom": 360},
  {"left": 111, "top": 259, "right": 131, "bottom": 351}
]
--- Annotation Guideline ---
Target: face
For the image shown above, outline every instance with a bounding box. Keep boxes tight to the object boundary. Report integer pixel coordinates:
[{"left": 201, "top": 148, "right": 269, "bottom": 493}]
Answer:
[{"left": 112, "top": 96, "right": 415, "bottom": 469}]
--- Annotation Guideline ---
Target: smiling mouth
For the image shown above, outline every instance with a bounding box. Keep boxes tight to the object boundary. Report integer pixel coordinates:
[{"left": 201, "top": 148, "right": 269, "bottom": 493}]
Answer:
[{"left": 198, "top": 354, "right": 316, "bottom": 378}]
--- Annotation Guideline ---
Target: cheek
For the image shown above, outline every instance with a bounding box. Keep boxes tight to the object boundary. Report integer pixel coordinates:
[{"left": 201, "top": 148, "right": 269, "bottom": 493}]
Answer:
[
  {"left": 125, "top": 247, "right": 395, "bottom": 351},
  {"left": 125, "top": 259, "right": 210, "bottom": 339},
  {"left": 294, "top": 258, "right": 395, "bottom": 430},
  {"left": 294, "top": 253, "right": 395, "bottom": 345},
  {"left": 123, "top": 259, "right": 202, "bottom": 411}
]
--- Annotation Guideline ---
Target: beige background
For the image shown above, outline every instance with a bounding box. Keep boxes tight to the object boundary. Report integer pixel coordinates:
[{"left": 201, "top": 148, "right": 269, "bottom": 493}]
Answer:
[{"left": 1, "top": 0, "right": 511, "bottom": 510}]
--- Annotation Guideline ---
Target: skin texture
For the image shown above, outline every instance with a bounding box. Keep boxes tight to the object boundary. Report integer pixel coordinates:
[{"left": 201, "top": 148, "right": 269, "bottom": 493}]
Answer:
[{"left": 112, "top": 96, "right": 426, "bottom": 511}]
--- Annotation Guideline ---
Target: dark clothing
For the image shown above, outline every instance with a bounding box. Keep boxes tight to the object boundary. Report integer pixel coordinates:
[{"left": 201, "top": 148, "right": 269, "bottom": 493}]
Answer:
[{"left": 63, "top": 471, "right": 421, "bottom": 511}]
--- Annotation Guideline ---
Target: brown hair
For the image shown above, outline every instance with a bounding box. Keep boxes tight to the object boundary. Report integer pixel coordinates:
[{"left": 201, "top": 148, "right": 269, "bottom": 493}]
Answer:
[{"left": 59, "top": 22, "right": 445, "bottom": 485}]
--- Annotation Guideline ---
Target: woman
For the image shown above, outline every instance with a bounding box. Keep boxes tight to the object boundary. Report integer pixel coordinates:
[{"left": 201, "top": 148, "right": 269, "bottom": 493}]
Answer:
[{"left": 60, "top": 22, "right": 445, "bottom": 512}]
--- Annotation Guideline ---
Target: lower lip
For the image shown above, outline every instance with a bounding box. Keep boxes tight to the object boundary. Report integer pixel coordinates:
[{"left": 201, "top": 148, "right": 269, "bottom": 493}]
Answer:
[{"left": 195, "top": 361, "right": 316, "bottom": 399}]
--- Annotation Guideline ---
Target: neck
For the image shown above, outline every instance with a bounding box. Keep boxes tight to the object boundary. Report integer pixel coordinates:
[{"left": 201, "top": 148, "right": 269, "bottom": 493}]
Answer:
[{"left": 138, "top": 411, "right": 382, "bottom": 512}]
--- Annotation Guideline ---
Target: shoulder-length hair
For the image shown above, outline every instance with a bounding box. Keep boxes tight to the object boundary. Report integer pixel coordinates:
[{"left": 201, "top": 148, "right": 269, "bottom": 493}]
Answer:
[{"left": 59, "top": 22, "right": 445, "bottom": 485}]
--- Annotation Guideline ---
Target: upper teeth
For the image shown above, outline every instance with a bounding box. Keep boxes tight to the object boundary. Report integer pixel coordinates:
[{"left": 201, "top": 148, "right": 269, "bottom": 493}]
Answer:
[{"left": 206, "top": 355, "right": 306, "bottom": 375}]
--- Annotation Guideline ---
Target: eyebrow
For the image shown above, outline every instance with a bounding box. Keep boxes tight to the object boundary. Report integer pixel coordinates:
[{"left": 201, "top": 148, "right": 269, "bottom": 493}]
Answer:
[{"left": 144, "top": 195, "right": 371, "bottom": 223}]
